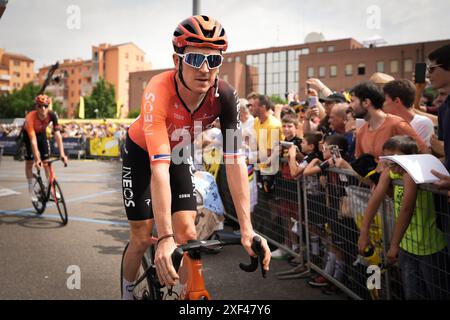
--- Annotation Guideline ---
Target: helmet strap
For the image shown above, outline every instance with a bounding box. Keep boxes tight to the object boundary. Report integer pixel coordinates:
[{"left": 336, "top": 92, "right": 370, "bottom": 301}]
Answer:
[
  {"left": 178, "top": 58, "right": 193, "bottom": 92},
  {"left": 214, "top": 75, "right": 220, "bottom": 98}
]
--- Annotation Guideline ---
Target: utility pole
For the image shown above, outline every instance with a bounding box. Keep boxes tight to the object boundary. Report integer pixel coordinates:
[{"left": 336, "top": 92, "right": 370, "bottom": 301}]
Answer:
[{"left": 193, "top": 0, "right": 201, "bottom": 15}]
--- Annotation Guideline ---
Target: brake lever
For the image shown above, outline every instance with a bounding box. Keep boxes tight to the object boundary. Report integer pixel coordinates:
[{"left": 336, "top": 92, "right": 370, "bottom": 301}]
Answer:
[{"left": 239, "top": 236, "right": 267, "bottom": 278}]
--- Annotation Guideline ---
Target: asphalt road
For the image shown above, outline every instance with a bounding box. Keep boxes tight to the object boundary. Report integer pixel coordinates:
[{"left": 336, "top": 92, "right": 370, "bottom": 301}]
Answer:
[{"left": 0, "top": 156, "right": 344, "bottom": 300}]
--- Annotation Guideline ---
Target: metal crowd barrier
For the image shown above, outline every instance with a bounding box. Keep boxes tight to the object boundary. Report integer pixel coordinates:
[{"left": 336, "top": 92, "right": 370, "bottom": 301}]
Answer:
[{"left": 218, "top": 164, "right": 450, "bottom": 300}]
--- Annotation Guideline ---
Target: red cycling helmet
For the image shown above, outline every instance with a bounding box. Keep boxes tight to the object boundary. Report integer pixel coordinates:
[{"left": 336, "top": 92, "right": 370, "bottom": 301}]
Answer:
[
  {"left": 35, "top": 94, "right": 51, "bottom": 106},
  {"left": 172, "top": 15, "right": 228, "bottom": 53}
]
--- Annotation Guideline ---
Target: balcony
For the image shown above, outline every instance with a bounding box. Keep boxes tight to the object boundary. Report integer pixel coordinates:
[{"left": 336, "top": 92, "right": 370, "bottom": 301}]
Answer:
[
  {"left": 0, "top": 85, "right": 11, "bottom": 91},
  {"left": 0, "top": 74, "right": 11, "bottom": 81}
]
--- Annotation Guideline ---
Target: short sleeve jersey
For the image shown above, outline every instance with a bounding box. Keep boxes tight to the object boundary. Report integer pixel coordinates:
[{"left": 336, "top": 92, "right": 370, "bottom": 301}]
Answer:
[
  {"left": 127, "top": 70, "right": 242, "bottom": 164},
  {"left": 23, "top": 110, "right": 60, "bottom": 138}
]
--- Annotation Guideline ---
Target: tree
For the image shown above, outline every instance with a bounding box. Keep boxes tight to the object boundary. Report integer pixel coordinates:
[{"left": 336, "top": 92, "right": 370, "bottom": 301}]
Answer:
[
  {"left": 0, "top": 83, "right": 41, "bottom": 118},
  {"left": 269, "top": 94, "right": 287, "bottom": 105},
  {"left": 83, "top": 78, "right": 116, "bottom": 118}
]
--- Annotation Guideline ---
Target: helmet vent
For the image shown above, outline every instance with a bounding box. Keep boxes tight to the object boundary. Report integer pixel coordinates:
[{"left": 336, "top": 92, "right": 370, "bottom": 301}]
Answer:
[{"left": 201, "top": 15, "right": 209, "bottom": 21}]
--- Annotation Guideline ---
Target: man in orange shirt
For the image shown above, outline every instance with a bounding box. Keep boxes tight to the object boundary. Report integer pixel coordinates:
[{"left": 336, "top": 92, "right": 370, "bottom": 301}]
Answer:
[{"left": 350, "top": 82, "right": 428, "bottom": 160}]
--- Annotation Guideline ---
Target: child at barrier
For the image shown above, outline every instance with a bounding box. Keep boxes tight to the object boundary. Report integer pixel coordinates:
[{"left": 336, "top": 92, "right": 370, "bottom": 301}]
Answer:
[
  {"left": 359, "top": 135, "right": 450, "bottom": 300},
  {"left": 288, "top": 132, "right": 324, "bottom": 232},
  {"left": 270, "top": 115, "right": 303, "bottom": 259},
  {"left": 303, "top": 134, "right": 360, "bottom": 290}
]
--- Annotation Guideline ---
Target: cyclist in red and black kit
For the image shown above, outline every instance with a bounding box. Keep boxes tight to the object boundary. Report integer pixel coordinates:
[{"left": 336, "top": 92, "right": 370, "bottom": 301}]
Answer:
[
  {"left": 23, "top": 94, "right": 68, "bottom": 201},
  {"left": 121, "top": 15, "right": 271, "bottom": 299}
]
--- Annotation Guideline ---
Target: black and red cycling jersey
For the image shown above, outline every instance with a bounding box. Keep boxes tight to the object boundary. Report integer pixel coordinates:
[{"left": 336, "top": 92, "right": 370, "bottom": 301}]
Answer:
[
  {"left": 127, "top": 70, "right": 242, "bottom": 163},
  {"left": 23, "top": 110, "right": 60, "bottom": 139}
]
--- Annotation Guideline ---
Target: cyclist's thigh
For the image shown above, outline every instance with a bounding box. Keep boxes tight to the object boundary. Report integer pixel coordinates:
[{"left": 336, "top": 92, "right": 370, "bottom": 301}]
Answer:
[
  {"left": 37, "top": 135, "right": 50, "bottom": 161},
  {"left": 169, "top": 160, "right": 197, "bottom": 214},
  {"left": 172, "top": 210, "right": 197, "bottom": 243},
  {"left": 122, "top": 134, "right": 153, "bottom": 221},
  {"left": 129, "top": 220, "right": 154, "bottom": 244}
]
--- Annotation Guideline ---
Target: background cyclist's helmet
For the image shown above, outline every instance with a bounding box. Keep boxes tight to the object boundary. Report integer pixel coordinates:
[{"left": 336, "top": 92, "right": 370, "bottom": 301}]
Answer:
[
  {"left": 35, "top": 94, "right": 51, "bottom": 106},
  {"left": 172, "top": 15, "right": 228, "bottom": 54}
]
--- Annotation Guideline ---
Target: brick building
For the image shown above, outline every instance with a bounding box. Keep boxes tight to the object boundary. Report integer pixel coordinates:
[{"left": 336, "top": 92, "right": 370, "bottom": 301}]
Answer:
[
  {"left": 129, "top": 38, "right": 449, "bottom": 114},
  {"left": 38, "top": 42, "right": 151, "bottom": 118},
  {"left": 0, "top": 48, "right": 34, "bottom": 94}
]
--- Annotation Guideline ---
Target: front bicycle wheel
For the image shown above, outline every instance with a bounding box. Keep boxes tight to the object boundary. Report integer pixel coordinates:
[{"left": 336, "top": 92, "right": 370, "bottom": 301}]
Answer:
[
  {"left": 52, "top": 180, "right": 68, "bottom": 225},
  {"left": 120, "top": 243, "right": 161, "bottom": 300},
  {"left": 31, "top": 175, "right": 46, "bottom": 214}
]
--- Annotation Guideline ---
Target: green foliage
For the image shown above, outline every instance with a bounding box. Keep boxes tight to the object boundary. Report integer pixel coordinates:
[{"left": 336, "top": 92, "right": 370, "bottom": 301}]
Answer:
[
  {"left": 269, "top": 94, "right": 287, "bottom": 105},
  {"left": 83, "top": 78, "right": 117, "bottom": 118},
  {"left": 0, "top": 83, "right": 41, "bottom": 118},
  {"left": 127, "top": 110, "right": 140, "bottom": 119}
]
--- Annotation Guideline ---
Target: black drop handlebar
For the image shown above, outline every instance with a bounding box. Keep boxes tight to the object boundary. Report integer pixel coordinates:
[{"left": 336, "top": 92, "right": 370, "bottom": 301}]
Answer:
[{"left": 170, "top": 234, "right": 267, "bottom": 279}]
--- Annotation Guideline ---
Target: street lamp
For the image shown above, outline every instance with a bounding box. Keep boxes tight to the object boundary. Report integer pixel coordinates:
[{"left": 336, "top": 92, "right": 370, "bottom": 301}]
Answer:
[{"left": 94, "top": 108, "right": 98, "bottom": 119}]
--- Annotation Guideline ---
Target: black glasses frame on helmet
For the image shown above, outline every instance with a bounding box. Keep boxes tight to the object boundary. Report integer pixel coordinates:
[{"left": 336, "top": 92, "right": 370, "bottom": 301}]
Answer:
[
  {"left": 36, "top": 104, "right": 49, "bottom": 109},
  {"left": 177, "top": 52, "right": 223, "bottom": 70}
]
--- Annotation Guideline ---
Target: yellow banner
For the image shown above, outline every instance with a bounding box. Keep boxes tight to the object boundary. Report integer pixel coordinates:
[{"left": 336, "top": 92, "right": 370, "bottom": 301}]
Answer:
[
  {"left": 89, "top": 137, "right": 120, "bottom": 157},
  {"left": 79, "top": 96, "right": 85, "bottom": 119}
]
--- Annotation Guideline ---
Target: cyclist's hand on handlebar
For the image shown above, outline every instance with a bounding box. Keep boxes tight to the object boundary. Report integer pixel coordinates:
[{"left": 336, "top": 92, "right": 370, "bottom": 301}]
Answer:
[
  {"left": 34, "top": 159, "right": 43, "bottom": 170},
  {"left": 154, "top": 237, "right": 179, "bottom": 287},
  {"left": 60, "top": 154, "right": 68, "bottom": 166},
  {"left": 241, "top": 233, "right": 271, "bottom": 273}
]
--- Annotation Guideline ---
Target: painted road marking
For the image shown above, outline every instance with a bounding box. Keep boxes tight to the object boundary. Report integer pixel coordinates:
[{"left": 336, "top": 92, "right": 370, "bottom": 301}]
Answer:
[
  {"left": 0, "top": 188, "right": 20, "bottom": 197},
  {"left": 0, "top": 189, "right": 127, "bottom": 227}
]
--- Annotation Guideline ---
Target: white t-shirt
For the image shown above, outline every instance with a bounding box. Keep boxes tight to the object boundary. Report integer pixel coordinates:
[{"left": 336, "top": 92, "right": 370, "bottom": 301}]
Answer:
[{"left": 410, "top": 114, "right": 434, "bottom": 148}]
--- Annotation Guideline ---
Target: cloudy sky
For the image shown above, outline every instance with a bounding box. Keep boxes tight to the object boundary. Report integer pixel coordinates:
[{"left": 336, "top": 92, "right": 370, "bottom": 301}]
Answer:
[{"left": 1, "top": 0, "right": 449, "bottom": 71}]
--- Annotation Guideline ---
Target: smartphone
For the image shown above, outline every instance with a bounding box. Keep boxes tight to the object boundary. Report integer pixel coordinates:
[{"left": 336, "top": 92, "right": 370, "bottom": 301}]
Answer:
[
  {"left": 308, "top": 96, "right": 317, "bottom": 108},
  {"left": 415, "top": 62, "right": 427, "bottom": 84},
  {"left": 280, "top": 141, "right": 294, "bottom": 150}
]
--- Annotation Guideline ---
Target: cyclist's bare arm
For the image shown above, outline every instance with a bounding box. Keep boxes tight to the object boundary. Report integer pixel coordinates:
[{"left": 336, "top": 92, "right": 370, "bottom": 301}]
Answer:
[
  {"left": 225, "top": 160, "right": 271, "bottom": 272},
  {"left": 53, "top": 130, "right": 67, "bottom": 163},
  {"left": 150, "top": 162, "right": 179, "bottom": 287}
]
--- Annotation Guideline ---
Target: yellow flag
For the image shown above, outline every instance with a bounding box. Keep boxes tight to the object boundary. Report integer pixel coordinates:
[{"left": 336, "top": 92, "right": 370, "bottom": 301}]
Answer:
[
  {"left": 79, "top": 96, "right": 85, "bottom": 119},
  {"left": 116, "top": 97, "right": 122, "bottom": 119}
]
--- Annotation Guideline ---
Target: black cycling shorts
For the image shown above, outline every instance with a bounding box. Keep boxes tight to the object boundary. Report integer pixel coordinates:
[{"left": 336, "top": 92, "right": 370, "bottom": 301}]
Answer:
[
  {"left": 23, "top": 132, "right": 50, "bottom": 161},
  {"left": 121, "top": 133, "right": 197, "bottom": 221}
]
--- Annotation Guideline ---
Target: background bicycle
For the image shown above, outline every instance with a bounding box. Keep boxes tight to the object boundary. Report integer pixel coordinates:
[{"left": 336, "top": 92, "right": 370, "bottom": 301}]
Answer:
[{"left": 31, "top": 158, "right": 68, "bottom": 225}]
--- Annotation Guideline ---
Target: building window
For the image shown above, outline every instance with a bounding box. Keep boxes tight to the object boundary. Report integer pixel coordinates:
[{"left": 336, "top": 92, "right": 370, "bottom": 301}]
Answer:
[
  {"left": 227, "top": 57, "right": 233, "bottom": 63},
  {"left": 222, "top": 74, "right": 229, "bottom": 82},
  {"left": 141, "top": 56, "right": 144, "bottom": 62},
  {"left": 307, "top": 67, "right": 315, "bottom": 78},
  {"left": 330, "top": 65, "right": 337, "bottom": 77},
  {"left": 377, "top": 61, "right": 385, "bottom": 73},
  {"left": 13, "top": 60, "right": 20, "bottom": 66},
  {"left": 319, "top": 66, "right": 326, "bottom": 78},
  {"left": 328, "top": 46, "right": 335, "bottom": 53},
  {"left": 71, "top": 91, "right": 74, "bottom": 97},
  {"left": 302, "top": 48, "right": 310, "bottom": 55},
  {"left": 79, "top": 79, "right": 81, "bottom": 84},
  {"left": 390, "top": 60, "right": 399, "bottom": 73},
  {"left": 71, "top": 69, "right": 75, "bottom": 75},
  {"left": 71, "top": 79, "right": 74, "bottom": 84},
  {"left": 345, "top": 64, "right": 353, "bottom": 76},
  {"left": 358, "top": 64, "right": 366, "bottom": 75},
  {"left": 136, "top": 55, "right": 139, "bottom": 61},
  {"left": 404, "top": 59, "right": 413, "bottom": 73},
  {"left": 26, "top": 73, "right": 30, "bottom": 78},
  {"left": 235, "top": 56, "right": 241, "bottom": 63},
  {"left": 317, "top": 47, "right": 324, "bottom": 53},
  {"left": 125, "top": 53, "right": 129, "bottom": 59}
]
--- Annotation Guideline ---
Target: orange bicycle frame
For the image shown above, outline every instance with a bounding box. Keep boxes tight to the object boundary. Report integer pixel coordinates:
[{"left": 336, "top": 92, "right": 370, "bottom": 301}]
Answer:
[{"left": 177, "top": 253, "right": 211, "bottom": 300}]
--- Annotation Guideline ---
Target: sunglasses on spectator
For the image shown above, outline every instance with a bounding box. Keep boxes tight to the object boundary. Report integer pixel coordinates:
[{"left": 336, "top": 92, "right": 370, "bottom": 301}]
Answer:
[
  {"left": 427, "top": 64, "right": 443, "bottom": 73},
  {"left": 177, "top": 53, "right": 223, "bottom": 70},
  {"left": 36, "top": 104, "right": 49, "bottom": 109}
]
